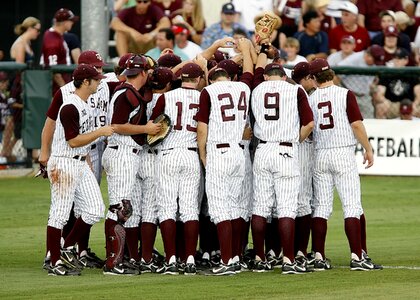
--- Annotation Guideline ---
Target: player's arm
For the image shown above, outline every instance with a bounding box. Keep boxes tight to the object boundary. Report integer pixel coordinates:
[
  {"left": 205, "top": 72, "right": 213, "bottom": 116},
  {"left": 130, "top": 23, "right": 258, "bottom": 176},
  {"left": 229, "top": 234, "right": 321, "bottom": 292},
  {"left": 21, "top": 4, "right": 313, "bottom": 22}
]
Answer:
[
  {"left": 347, "top": 91, "right": 373, "bottom": 168},
  {"left": 61, "top": 105, "right": 114, "bottom": 148},
  {"left": 196, "top": 89, "right": 211, "bottom": 166},
  {"left": 200, "top": 37, "right": 235, "bottom": 60},
  {"left": 297, "top": 87, "right": 314, "bottom": 142},
  {"left": 110, "top": 16, "right": 137, "bottom": 35},
  {"left": 150, "top": 94, "right": 166, "bottom": 120}
]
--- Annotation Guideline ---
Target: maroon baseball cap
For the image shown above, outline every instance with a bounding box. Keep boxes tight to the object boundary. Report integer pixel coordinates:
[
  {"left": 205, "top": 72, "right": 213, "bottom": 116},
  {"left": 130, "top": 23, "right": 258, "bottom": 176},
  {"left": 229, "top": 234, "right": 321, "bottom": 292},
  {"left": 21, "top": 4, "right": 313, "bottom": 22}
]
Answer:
[
  {"left": 208, "top": 67, "right": 228, "bottom": 81},
  {"left": 54, "top": 8, "right": 79, "bottom": 22},
  {"left": 78, "top": 50, "right": 106, "bottom": 67},
  {"left": 118, "top": 52, "right": 135, "bottom": 69},
  {"left": 384, "top": 25, "right": 399, "bottom": 37},
  {"left": 181, "top": 63, "right": 204, "bottom": 78},
  {"left": 157, "top": 53, "right": 182, "bottom": 68},
  {"left": 73, "top": 64, "right": 106, "bottom": 81},
  {"left": 400, "top": 100, "right": 413, "bottom": 114},
  {"left": 0, "top": 71, "right": 9, "bottom": 81},
  {"left": 214, "top": 50, "right": 227, "bottom": 63},
  {"left": 217, "top": 59, "right": 240, "bottom": 77},
  {"left": 121, "top": 55, "right": 148, "bottom": 76},
  {"left": 309, "top": 58, "right": 330, "bottom": 75},
  {"left": 292, "top": 62, "right": 310, "bottom": 83},
  {"left": 367, "top": 45, "right": 385, "bottom": 65},
  {"left": 150, "top": 67, "right": 174, "bottom": 86},
  {"left": 264, "top": 63, "right": 285, "bottom": 74}
]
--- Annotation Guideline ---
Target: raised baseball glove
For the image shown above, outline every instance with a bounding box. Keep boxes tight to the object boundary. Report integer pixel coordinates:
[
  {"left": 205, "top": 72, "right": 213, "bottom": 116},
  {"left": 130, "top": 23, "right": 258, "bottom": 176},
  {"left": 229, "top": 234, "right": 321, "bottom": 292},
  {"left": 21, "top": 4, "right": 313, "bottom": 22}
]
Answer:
[
  {"left": 147, "top": 113, "right": 172, "bottom": 147},
  {"left": 254, "top": 13, "right": 281, "bottom": 45}
]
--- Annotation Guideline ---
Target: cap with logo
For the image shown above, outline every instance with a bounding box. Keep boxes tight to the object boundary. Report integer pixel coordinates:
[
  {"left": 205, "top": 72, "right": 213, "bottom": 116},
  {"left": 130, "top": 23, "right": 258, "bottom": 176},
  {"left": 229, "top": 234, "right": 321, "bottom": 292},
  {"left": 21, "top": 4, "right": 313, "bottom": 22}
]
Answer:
[
  {"left": 73, "top": 64, "right": 106, "bottom": 81},
  {"left": 78, "top": 50, "right": 106, "bottom": 67},
  {"left": 292, "top": 62, "right": 310, "bottom": 83},
  {"left": 150, "top": 67, "right": 174, "bottom": 87},
  {"left": 54, "top": 8, "right": 79, "bottom": 22},
  {"left": 309, "top": 58, "right": 330, "bottom": 75},
  {"left": 366, "top": 45, "right": 385, "bottom": 65},
  {"left": 181, "top": 63, "right": 204, "bottom": 78},
  {"left": 339, "top": 1, "right": 358, "bottom": 15},
  {"left": 222, "top": 3, "right": 236, "bottom": 14},
  {"left": 217, "top": 60, "right": 240, "bottom": 77},
  {"left": 121, "top": 55, "right": 148, "bottom": 76},
  {"left": 264, "top": 63, "right": 285, "bottom": 75},
  {"left": 400, "top": 99, "right": 413, "bottom": 114},
  {"left": 384, "top": 25, "right": 399, "bottom": 37},
  {"left": 157, "top": 53, "right": 182, "bottom": 68}
]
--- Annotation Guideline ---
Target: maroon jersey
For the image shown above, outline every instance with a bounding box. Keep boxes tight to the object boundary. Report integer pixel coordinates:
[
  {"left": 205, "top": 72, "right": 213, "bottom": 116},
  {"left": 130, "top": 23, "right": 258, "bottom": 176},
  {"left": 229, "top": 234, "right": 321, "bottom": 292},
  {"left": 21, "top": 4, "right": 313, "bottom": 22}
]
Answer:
[
  {"left": 117, "top": 4, "right": 165, "bottom": 34},
  {"left": 328, "top": 25, "right": 371, "bottom": 52},
  {"left": 153, "top": 0, "right": 182, "bottom": 17}
]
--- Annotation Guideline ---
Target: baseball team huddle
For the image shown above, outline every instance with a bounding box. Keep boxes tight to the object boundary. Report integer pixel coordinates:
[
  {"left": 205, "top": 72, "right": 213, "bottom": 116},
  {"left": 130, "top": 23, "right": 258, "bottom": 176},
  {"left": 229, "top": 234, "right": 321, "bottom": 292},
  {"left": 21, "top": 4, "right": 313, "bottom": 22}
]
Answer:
[{"left": 39, "top": 35, "right": 382, "bottom": 276}]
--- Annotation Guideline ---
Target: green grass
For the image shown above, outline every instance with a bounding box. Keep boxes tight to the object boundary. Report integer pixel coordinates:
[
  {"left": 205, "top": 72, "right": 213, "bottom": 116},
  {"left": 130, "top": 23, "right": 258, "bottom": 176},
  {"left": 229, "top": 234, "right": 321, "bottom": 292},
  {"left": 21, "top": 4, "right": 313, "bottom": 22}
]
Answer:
[{"left": 1, "top": 176, "right": 420, "bottom": 299}]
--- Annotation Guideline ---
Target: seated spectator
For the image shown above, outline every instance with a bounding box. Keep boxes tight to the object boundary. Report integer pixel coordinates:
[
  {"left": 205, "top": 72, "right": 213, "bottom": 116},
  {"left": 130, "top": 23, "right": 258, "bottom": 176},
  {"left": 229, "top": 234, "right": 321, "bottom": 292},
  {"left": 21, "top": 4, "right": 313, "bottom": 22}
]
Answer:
[
  {"left": 327, "top": 35, "right": 356, "bottom": 66},
  {"left": 170, "top": 0, "right": 206, "bottom": 45},
  {"left": 284, "top": 37, "right": 307, "bottom": 66},
  {"left": 338, "top": 45, "right": 386, "bottom": 119},
  {"left": 397, "top": 99, "right": 419, "bottom": 120},
  {"left": 277, "top": 0, "right": 303, "bottom": 38},
  {"left": 382, "top": 25, "right": 402, "bottom": 65},
  {"left": 371, "top": 48, "right": 420, "bottom": 118},
  {"left": 328, "top": 1, "right": 370, "bottom": 53},
  {"left": 146, "top": 28, "right": 189, "bottom": 60},
  {"left": 313, "top": 0, "right": 336, "bottom": 33},
  {"left": 201, "top": 2, "right": 248, "bottom": 49},
  {"left": 172, "top": 23, "right": 202, "bottom": 59},
  {"left": 232, "top": 0, "right": 274, "bottom": 36},
  {"left": 153, "top": 0, "right": 182, "bottom": 17},
  {"left": 356, "top": 0, "right": 404, "bottom": 38},
  {"left": 294, "top": 10, "right": 329, "bottom": 61},
  {"left": 110, "top": 0, "right": 170, "bottom": 55},
  {"left": 394, "top": 11, "right": 418, "bottom": 41},
  {"left": 113, "top": 0, "right": 136, "bottom": 14},
  {"left": 371, "top": 11, "right": 411, "bottom": 53}
]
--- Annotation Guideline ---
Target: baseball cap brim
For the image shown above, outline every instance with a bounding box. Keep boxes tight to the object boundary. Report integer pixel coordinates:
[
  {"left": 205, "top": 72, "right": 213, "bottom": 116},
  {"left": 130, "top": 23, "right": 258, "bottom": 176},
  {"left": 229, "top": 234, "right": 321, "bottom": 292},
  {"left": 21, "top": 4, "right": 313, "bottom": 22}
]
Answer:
[{"left": 121, "top": 68, "right": 143, "bottom": 76}]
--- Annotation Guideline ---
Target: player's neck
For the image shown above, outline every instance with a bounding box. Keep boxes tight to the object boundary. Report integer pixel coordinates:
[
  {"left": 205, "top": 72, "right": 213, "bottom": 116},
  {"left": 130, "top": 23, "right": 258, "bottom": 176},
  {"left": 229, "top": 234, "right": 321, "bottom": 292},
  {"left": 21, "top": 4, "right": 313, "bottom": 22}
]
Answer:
[
  {"left": 318, "top": 81, "right": 334, "bottom": 88},
  {"left": 181, "top": 82, "right": 197, "bottom": 89},
  {"left": 75, "top": 88, "right": 90, "bottom": 102}
]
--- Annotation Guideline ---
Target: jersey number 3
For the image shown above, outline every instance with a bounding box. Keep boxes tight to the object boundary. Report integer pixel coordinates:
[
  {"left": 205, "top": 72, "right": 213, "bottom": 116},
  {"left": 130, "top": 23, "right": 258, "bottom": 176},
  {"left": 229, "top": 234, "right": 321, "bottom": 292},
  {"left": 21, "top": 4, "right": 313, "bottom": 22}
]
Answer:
[
  {"left": 318, "top": 101, "right": 334, "bottom": 129},
  {"left": 174, "top": 102, "right": 199, "bottom": 132},
  {"left": 218, "top": 92, "right": 247, "bottom": 122}
]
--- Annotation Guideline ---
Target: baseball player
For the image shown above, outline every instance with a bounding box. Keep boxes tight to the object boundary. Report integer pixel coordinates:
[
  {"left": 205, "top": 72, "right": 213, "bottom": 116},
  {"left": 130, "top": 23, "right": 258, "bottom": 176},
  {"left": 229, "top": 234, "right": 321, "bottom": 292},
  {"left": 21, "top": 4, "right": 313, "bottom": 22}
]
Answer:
[
  {"left": 196, "top": 38, "right": 253, "bottom": 275},
  {"left": 250, "top": 52, "right": 314, "bottom": 274},
  {"left": 102, "top": 55, "right": 161, "bottom": 275},
  {"left": 150, "top": 62, "right": 204, "bottom": 275},
  {"left": 40, "top": 50, "right": 119, "bottom": 270},
  {"left": 308, "top": 58, "right": 379, "bottom": 271},
  {"left": 46, "top": 64, "right": 113, "bottom": 276},
  {"left": 291, "top": 62, "right": 317, "bottom": 265},
  {"left": 137, "top": 66, "right": 174, "bottom": 273}
]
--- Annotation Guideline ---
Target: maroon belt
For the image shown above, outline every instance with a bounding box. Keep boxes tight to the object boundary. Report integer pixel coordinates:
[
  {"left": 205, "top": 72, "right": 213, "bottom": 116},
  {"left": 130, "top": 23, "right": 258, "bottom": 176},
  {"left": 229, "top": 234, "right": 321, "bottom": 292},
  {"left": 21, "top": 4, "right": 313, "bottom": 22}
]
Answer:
[{"left": 259, "top": 140, "right": 292, "bottom": 147}]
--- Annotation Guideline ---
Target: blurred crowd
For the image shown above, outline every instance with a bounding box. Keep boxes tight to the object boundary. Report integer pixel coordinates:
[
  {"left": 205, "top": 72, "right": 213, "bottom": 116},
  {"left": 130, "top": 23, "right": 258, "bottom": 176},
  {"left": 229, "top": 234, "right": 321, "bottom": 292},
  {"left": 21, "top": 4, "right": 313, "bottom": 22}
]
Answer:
[{"left": 1, "top": 0, "right": 420, "bottom": 164}]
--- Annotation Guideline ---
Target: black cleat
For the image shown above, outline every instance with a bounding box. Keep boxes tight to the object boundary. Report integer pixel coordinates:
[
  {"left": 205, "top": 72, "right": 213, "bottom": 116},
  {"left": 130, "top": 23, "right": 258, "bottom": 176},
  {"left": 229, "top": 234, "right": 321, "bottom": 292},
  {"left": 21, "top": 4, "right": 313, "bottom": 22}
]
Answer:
[
  {"left": 48, "top": 262, "right": 81, "bottom": 276},
  {"left": 156, "top": 262, "right": 179, "bottom": 275},
  {"left": 140, "top": 259, "right": 159, "bottom": 273},
  {"left": 282, "top": 262, "right": 308, "bottom": 274},
  {"left": 211, "top": 263, "right": 236, "bottom": 276},
  {"left": 184, "top": 263, "right": 197, "bottom": 275},
  {"left": 362, "top": 251, "right": 383, "bottom": 270},
  {"left": 252, "top": 260, "right": 273, "bottom": 273},
  {"left": 350, "top": 258, "right": 374, "bottom": 271},
  {"left": 60, "top": 247, "right": 83, "bottom": 270},
  {"left": 103, "top": 263, "right": 139, "bottom": 275}
]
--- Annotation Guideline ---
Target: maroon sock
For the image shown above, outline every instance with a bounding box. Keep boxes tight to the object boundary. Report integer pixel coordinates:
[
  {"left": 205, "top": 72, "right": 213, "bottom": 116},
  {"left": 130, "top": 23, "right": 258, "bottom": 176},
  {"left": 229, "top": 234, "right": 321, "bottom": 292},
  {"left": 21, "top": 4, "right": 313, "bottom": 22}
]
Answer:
[
  {"left": 232, "top": 218, "right": 245, "bottom": 258},
  {"left": 242, "top": 221, "right": 250, "bottom": 252},
  {"left": 295, "top": 214, "right": 311, "bottom": 256},
  {"left": 311, "top": 217, "right": 327, "bottom": 258},
  {"left": 176, "top": 221, "right": 185, "bottom": 262},
  {"left": 62, "top": 206, "right": 76, "bottom": 240},
  {"left": 63, "top": 217, "right": 92, "bottom": 249},
  {"left": 345, "top": 217, "right": 362, "bottom": 259},
  {"left": 251, "top": 215, "right": 267, "bottom": 260},
  {"left": 360, "top": 214, "right": 367, "bottom": 253},
  {"left": 104, "top": 219, "right": 119, "bottom": 269},
  {"left": 184, "top": 220, "right": 199, "bottom": 259},
  {"left": 210, "top": 221, "right": 219, "bottom": 252},
  {"left": 278, "top": 217, "right": 295, "bottom": 262},
  {"left": 47, "top": 226, "right": 62, "bottom": 266},
  {"left": 270, "top": 218, "right": 282, "bottom": 256},
  {"left": 141, "top": 222, "right": 157, "bottom": 262},
  {"left": 125, "top": 227, "right": 140, "bottom": 261},
  {"left": 199, "top": 215, "right": 211, "bottom": 253},
  {"left": 160, "top": 219, "right": 177, "bottom": 262},
  {"left": 78, "top": 226, "right": 91, "bottom": 255},
  {"left": 217, "top": 220, "right": 232, "bottom": 264}
]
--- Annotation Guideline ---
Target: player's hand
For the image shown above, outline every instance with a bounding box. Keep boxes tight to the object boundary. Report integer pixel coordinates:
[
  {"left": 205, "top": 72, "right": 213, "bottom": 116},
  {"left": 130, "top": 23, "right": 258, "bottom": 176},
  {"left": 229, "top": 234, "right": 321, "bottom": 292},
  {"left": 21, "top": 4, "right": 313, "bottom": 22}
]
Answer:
[
  {"left": 142, "top": 33, "right": 154, "bottom": 44},
  {"left": 242, "top": 125, "right": 253, "bottom": 140},
  {"left": 363, "top": 149, "right": 374, "bottom": 169},
  {"left": 130, "top": 30, "right": 143, "bottom": 43},
  {"left": 193, "top": 54, "right": 207, "bottom": 70},
  {"left": 38, "top": 151, "right": 50, "bottom": 167},
  {"left": 99, "top": 125, "right": 115, "bottom": 137},
  {"left": 237, "top": 38, "right": 251, "bottom": 53},
  {"left": 145, "top": 120, "right": 162, "bottom": 135},
  {"left": 161, "top": 48, "right": 174, "bottom": 56},
  {"left": 217, "top": 37, "right": 235, "bottom": 48}
]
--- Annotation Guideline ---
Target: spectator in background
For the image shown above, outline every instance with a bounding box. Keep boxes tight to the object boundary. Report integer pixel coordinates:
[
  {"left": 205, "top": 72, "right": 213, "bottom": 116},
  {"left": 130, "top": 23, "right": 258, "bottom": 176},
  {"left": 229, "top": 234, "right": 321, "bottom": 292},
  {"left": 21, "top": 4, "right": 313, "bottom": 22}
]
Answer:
[
  {"left": 328, "top": 2, "right": 370, "bottom": 53},
  {"left": 232, "top": 0, "right": 274, "bottom": 36},
  {"left": 64, "top": 32, "right": 81, "bottom": 64},
  {"left": 371, "top": 48, "right": 420, "bottom": 118},
  {"left": 371, "top": 11, "right": 411, "bottom": 53},
  {"left": 356, "top": 0, "right": 403, "bottom": 38},
  {"left": 170, "top": 0, "right": 206, "bottom": 45},
  {"left": 394, "top": 11, "right": 419, "bottom": 42},
  {"left": 10, "top": 16, "right": 41, "bottom": 66},
  {"left": 40, "top": 8, "right": 78, "bottom": 95},
  {"left": 110, "top": 0, "right": 170, "bottom": 55},
  {"left": 201, "top": 3, "right": 249, "bottom": 49},
  {"left": 0, "top": 72, "right": 12, "bottom": 164},
  {"left": 284, "top": 37, "right": 307, "bottom": 66},
  {"left": 294, "top": 10, "right": 328, "bottom": 61},
  {"left": 397, "top": 99, "right": 419, "bottom": 120},
  {"left": 172, "top": 23, "right": 202, "bottom": 60},
  {"left": 113, "top": 0, "right": 136, "bottom": 14},
  {"left": 382, "top": 25, "right": 402, "bottom": 65},
  {"left": 277, "top": 0, "right": 303, "bottom": 38},
  {"left": 145, "top": 28, "right": 189, "bottom": 60},
  {"left": 327, "top": 35, "right": 356, "bottom": 66},
  {"left": 313, "top": 0, "right": 336, "bottom": 33},
  {"left": 153, "top": 0, "right": 182, "bottom": 17}
]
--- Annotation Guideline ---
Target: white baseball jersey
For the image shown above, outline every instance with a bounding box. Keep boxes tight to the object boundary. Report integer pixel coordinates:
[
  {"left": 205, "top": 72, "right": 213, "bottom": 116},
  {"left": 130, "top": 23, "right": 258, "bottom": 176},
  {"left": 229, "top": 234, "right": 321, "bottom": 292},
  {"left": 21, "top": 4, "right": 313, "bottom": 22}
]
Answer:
[
  {"left": 252, "top": 80, "right": 301, "bottom": 143},
  {"left": 160, "top": 87, "right": 201, "bottom": 149},
  {"left": 310, "top": 85, "right": 358, "bottom": 150},
  {"left": 204, "top": 81, "right": 250, "bottom": 144}
]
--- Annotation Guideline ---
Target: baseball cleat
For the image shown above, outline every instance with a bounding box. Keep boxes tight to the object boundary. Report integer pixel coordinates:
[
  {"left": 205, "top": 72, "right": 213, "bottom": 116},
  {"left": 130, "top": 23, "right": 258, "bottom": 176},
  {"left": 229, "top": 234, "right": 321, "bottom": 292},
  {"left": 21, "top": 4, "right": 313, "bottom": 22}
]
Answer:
[
  {"left": 140, "top": 259, "right": 159, "bottom": 273},
  {"left": 48, "top": 262, "right": 81, "bottom": 276},
  {"left": 350, "top": 258, "right": 375, "bottom": 271},
  {"left": 362, "top": 251, "right": 383, "bottom": 270},
  {"left": 313, "top": 258, "right": 332, "bottom": 271},
  {"left": 211, "top": 263, "right": 236, "bottom": 276},
  {"left": 282, "top": 262, "right": 308, "bottom": 274},
  {"left": 43, "top": 257, "right": 52, "bottom": 271},
  {"left": 85, "top": 248, "right": 105, "bottom": 267},
  {"left": 252, "top": 260, "right": 273, "bottom": 272},
  {"left": 103, "top": 263, "right": 139, "bottom": 275},
  {"left": 60, "top": 246, "right": 83, "bottom": 270},
  {"left": 156, "top": 262, "right": 179, "bottom": 275},
  {"left": 184, "top": 263, "right": 197, "bottom": 275}
]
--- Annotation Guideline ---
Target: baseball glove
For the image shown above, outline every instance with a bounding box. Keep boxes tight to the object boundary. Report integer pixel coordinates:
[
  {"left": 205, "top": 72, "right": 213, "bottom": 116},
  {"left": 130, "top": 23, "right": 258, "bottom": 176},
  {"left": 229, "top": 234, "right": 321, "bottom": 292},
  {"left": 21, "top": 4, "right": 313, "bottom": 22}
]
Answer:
[
  {"left": 147, "top": 113, "right": 172, "bottom": 147},
  {"left": 35, "top": 164, "right": 48, "bottom": 179},
  {"left": 254, "top": 13, "right": 281, "bottom": 45}
]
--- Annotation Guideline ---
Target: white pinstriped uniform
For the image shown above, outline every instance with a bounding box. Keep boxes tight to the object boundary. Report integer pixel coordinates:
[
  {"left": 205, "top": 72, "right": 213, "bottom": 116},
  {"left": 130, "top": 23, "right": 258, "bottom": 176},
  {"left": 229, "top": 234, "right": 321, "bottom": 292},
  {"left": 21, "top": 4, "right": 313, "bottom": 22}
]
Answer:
[
  {"left": 137, "top": 93, "right": 161, "bottom": 224},
  {"left": 204, "top": 81, "right": 250, "bottom": 224},
  {"left": 309, "top": 85, "right": 363, "bottom": 220},
  {"left": 297, "top": 86, "right": 314, "bottom": 217},
  {"left": 102, "top": 88, "right": 142, "bottom": 225},
  {"left": 47, "top": 95, "right": 105, "bottom": 230},
  {"left": 156, "top": 88, "right": 202, "bottom": 222},
  {"left": 251, "top": 80, "right": 301, "bottom": 219},
  {"left": 58, "top": 80, "right": 113, "bottom": 183}
]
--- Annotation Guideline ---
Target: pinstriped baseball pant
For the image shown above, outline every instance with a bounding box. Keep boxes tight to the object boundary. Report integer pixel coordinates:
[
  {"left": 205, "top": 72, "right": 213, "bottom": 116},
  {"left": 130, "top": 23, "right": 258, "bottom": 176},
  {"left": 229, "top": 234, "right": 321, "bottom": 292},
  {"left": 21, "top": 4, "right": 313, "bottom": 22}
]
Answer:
[
  {"left": 297, "top": 141, "right": 314, "bottom": 217},
  {"left": 137, "top": 149, "right": 158, "bottom": 224}
]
